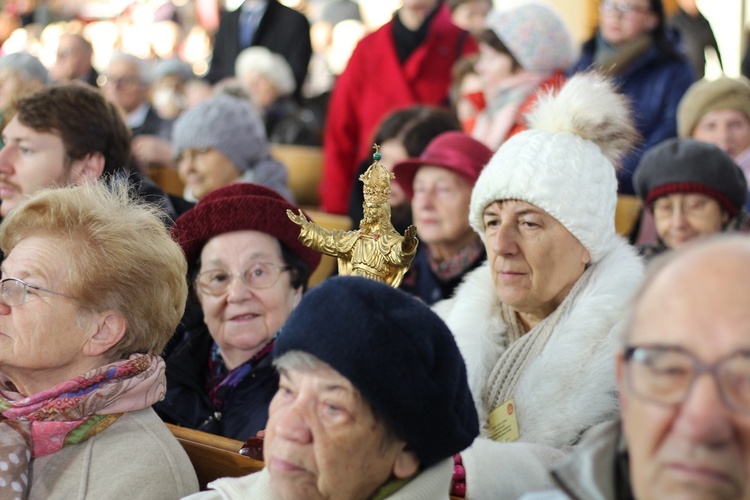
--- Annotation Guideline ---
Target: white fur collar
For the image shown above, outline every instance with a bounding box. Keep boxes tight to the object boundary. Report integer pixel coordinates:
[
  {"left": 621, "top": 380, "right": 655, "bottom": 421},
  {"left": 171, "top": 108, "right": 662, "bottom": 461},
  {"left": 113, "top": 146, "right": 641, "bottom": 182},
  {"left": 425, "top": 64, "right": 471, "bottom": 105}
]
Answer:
[{"left": 435, "top": 237, "right": 643, "bottom": 448}]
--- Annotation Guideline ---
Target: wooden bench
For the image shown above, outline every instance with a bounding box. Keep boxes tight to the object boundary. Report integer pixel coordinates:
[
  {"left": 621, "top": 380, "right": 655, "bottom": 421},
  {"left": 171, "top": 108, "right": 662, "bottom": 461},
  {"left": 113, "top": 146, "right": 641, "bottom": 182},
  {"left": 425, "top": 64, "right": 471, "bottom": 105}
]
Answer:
[
  {"left": 615, "top": 194, "right": 642, "bottom": 238},
  {"left": 166, "top": 423, "right": 264, "bottom": 490},
  {"left": 270, "top": 144, "right": 323, "bottom": 207}
]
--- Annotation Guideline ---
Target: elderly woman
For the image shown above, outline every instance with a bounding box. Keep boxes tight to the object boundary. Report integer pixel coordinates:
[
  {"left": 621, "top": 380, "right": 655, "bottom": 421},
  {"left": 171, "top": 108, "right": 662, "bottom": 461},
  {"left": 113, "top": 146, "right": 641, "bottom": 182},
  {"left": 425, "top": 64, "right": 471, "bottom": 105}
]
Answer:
[
  {"left": 570, "top": 0, "right": 694, "bottom": 194},
  {"left": 634, "top": 138, "right": 747, "bottom": 258},
  {"left": 393, "top": 131, "right": 492, "bottom": 304},
  {"left": 155, "top": 183, "right": 320, "bottom": 441},
  {"left": 677, "top": 76, "right": 750, "bottom": 209},
  {"left": 471, "top": 3, "right": 575, "bottom": 151},
  {"left": 235, "top": 46, "right": 321, "bottom": 146},
  {"left": 186, "top": 276, "right": 478, "bottom": 499},
  {"left": 172, "top": 93, "right": 293, "bottom": 202},
  {"left": 435, "top": 73, "right": 645, "bottom": 498},
  {"left": 0, "top": 181, "right": 198, "bottom": 498}
]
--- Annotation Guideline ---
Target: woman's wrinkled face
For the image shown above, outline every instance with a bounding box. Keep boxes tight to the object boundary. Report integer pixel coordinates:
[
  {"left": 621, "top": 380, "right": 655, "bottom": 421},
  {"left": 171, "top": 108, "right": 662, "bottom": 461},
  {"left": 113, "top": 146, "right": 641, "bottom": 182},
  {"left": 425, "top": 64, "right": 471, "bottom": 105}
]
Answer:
[
  {"left": 598, "top": 0, "right": 658, "bottom": 48},
  {"left": 652, "top": 193, "right": 728, "bottom": 249},
  {"left": 0, "top": 236, "right": 94, "bottom": 390},
  {"left": 482, "top": 200, "right": 590, "bottom": 325},
  {"left": 264, "top": 363, "right": 417, "bottom": 500},
  {"left": 176, "top": 147, "right": 240, "bottom": 200},
  {"left": 692, "top": 109, "right": 750, "bottom": 159},
  {"left": 412, "top": 166, "right": 474, "bottom": 249},
  {"left": 197, "top": 231, "right": 301, "bottom": 369}
]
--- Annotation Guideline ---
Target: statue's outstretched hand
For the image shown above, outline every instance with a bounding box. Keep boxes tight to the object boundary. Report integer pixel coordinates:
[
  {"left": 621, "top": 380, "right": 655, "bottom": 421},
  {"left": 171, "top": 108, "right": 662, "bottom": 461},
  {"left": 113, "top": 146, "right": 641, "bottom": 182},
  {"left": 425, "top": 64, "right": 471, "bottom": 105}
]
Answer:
[
  {"left": 403, "top": 224, "right": 418, "bottom": 251},
  {"left": 286, "top": 209, "right": 309, "bottom": 226}
]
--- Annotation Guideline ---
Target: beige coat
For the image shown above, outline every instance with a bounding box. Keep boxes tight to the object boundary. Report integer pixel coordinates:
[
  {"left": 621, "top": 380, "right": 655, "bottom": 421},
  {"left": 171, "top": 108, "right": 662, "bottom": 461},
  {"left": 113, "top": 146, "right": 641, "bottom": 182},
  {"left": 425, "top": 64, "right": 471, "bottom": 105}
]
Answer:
[{"left": 29, "top": 408, "right": 199, "bottom": 500}]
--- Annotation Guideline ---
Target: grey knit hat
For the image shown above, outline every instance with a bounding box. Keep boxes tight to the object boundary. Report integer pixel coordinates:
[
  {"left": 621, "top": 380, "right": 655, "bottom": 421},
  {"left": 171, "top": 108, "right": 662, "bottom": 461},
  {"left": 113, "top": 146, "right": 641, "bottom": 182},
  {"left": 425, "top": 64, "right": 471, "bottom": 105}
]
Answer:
[
  {"left": 0, "top": 52, "right": 49, "bottom": 83},
  {"left": 634, "top": 138, "right": 748, "bottom": 216},
  {"left": 172, "top": 94, "right": 268, "bottom": 172}
]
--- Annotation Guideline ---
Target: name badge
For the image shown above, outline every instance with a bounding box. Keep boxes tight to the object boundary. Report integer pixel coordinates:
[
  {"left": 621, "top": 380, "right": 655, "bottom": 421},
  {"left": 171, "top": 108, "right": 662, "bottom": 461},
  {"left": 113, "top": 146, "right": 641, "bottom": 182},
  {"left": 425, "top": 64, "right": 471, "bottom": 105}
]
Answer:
[{"left": 488, "top": 397, "right": 520, "bottom": 442}]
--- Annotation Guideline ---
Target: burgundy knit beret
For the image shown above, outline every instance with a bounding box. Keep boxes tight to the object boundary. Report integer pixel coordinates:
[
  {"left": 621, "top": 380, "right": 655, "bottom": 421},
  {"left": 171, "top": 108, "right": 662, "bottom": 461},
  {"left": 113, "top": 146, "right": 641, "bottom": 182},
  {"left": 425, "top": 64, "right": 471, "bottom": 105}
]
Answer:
[{"left": 170, "top": 183, "right": 321, "bottom": 275}]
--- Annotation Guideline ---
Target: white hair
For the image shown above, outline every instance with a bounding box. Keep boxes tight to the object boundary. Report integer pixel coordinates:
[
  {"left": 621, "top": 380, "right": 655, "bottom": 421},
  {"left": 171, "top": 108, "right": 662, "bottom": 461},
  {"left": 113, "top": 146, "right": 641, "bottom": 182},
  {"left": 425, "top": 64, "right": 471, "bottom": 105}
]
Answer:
[{"left": 234, "top": 46, "right": 295, "bottom": 97}]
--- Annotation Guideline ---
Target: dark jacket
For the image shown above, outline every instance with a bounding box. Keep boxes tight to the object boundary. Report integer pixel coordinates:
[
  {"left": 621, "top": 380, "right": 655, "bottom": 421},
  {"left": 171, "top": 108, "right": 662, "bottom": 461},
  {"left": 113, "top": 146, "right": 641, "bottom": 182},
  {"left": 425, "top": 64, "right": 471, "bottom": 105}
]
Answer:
[
  {"left": 154, "top": 326, "right": 278, "bottom": 441},
  {"left": 400, "top": 244, "right": 486, "bottom": 305},
  {"left": 206, "top": 0, "right": 312, "bottom": 99},
  {"left": 266, "top": 96, "right": 322, "bottom": 146},
  {"left": 570, "top": 34, "right": 694, "bottom": 194},
  {"left": 667, "top": 8, "right": 722, "bottom": 79}
]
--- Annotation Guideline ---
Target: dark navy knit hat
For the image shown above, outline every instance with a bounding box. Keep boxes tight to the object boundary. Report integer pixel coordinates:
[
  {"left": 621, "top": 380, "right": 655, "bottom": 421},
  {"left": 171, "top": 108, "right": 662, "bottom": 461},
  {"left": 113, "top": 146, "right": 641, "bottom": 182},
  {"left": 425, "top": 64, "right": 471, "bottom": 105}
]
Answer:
[
  {"left": 274, "top": 276, "right": 478, "bottom": 468},
  {"left": 634, "top": 138, "right": 748, "bottom": 217}
]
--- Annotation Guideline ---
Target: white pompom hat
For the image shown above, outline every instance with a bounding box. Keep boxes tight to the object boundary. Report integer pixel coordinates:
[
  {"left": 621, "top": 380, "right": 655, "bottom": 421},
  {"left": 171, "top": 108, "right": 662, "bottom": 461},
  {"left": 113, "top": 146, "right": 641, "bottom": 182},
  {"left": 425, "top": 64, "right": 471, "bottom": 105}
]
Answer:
[{"left": 469, "top": 73, "right": 639, "bottom": 263}]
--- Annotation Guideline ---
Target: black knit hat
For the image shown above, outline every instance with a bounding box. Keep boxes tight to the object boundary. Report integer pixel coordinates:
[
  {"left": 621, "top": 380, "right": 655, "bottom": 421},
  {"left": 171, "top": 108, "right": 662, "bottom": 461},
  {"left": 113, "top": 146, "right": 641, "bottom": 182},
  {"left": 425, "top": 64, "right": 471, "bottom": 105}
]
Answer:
[
  {"left": 274, "top": 276, "right": 479, "bottom": 468},
  {"left": 170, "top": 183, "right": 321, "bottom": 276},
  {"left": 634, "top": 138, "right": 748, "bottom": 217}
]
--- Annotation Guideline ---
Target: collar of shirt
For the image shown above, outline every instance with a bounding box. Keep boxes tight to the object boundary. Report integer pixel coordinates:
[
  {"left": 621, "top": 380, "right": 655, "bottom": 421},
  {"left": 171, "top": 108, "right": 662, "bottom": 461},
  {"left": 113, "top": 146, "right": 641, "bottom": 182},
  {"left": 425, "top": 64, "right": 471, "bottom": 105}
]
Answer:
[
  {"left": 127, "top": 102, "right": 151, "bottom": 129},
  {"left": 242, "top": 0, "right": 268, "bottom": 13}
]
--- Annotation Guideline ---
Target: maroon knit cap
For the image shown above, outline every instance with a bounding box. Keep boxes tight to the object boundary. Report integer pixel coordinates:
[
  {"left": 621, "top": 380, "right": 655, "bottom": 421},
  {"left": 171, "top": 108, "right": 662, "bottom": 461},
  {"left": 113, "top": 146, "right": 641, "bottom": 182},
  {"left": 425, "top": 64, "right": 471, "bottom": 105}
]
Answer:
[
  {"left": 392, "top": 131, "right": 493, "bottom": 199},
  {"left": 170, "top": 183, "right": 321, "bottom": 275}
]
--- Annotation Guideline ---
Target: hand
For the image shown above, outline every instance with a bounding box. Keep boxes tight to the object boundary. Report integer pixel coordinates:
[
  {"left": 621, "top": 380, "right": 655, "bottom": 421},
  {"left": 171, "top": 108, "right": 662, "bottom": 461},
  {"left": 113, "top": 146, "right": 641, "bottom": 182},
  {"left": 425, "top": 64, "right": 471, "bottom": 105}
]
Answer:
[
  {"left": 286, "top": 209, "right": 309, "bottom": 226},
  {"left": 132, "top": 135, "right": 175, "bottom": 168},
  {"left": 403, "top": 225, "right": 418, "bottom": 251}
]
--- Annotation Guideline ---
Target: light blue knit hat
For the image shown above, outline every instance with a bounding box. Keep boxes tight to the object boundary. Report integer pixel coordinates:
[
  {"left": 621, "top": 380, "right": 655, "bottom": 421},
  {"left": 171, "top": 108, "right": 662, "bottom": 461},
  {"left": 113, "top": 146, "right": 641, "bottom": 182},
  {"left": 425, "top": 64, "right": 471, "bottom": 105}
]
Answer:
[{"left": 486, "top": 3, "right": 577, "bottom": 75}]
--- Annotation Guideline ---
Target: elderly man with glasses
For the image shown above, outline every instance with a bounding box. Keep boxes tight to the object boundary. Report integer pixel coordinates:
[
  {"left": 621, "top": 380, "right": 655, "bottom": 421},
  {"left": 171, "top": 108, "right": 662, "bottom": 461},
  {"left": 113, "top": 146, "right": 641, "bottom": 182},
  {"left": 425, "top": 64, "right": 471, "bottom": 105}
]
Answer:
[{"left": 524, "top": 234, "right": 750, "bottom": 500}]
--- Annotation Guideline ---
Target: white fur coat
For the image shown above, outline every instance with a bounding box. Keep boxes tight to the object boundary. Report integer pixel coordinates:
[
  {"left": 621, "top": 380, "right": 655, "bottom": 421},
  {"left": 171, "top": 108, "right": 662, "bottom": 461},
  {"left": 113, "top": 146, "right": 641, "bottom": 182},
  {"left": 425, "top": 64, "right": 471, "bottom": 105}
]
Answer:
[{"left": 434, "top": 237, "right": 644, "bottom": 499}]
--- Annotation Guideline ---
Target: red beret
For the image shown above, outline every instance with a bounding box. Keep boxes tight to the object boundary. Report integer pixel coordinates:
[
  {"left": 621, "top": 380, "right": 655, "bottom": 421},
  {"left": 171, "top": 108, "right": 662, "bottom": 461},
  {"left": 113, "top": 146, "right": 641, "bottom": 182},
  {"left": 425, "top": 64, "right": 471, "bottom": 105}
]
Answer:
[{"left": 170, "top": 183, "right": 321, "bottom": 276}]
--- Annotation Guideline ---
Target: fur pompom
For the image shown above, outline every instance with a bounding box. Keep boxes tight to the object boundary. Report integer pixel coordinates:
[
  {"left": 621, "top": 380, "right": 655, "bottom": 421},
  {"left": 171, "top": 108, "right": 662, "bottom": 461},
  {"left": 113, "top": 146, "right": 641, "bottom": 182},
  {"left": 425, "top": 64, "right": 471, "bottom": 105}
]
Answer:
[{"left": 526, "top": 72, "right": 640, "bottom": 168}]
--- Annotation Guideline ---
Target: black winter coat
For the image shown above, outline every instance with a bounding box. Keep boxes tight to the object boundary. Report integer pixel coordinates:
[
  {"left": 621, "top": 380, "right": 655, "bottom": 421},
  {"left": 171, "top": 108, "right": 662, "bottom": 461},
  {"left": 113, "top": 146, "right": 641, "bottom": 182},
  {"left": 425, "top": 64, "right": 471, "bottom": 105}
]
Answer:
[{"left": 154, "top": 326, "right": 278, "bottom": 442}]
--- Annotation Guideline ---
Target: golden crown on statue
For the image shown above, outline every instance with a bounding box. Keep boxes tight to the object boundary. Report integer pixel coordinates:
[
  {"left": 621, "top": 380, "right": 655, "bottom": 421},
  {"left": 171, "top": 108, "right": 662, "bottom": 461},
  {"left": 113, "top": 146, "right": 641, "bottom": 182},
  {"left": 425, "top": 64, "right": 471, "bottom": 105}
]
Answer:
[{"left": 359, "top": 144, "right": 394, "bottom": 204}]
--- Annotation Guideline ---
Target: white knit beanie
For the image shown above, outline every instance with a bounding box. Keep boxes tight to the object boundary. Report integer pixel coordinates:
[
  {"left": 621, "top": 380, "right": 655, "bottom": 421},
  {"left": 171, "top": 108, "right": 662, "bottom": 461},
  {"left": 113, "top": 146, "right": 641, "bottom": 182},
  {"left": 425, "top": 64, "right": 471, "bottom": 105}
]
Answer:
[{"left": 469, "top": 73, "right": 638, "bottom": 263}]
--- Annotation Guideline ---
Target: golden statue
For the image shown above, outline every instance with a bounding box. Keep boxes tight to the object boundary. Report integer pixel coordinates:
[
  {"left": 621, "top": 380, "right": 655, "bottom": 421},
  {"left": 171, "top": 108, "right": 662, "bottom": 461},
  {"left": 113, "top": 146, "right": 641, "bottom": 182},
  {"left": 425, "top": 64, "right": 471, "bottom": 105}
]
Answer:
[{"left": 287, "top": 145, "right": 418, "bottom": 288}]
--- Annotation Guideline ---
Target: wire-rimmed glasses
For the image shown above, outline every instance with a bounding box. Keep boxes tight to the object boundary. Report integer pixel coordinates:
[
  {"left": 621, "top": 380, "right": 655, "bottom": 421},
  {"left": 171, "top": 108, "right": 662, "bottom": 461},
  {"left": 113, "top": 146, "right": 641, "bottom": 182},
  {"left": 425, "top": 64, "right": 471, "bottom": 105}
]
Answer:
[
  {"left": 0, "top": 277, "right": 77, "bottom": 306},
  {"left": 624, "top": 345, "right": 750, "bottom": 414},
  {"left": 196, "top": 262, "right": 290, "bottom": 296}
]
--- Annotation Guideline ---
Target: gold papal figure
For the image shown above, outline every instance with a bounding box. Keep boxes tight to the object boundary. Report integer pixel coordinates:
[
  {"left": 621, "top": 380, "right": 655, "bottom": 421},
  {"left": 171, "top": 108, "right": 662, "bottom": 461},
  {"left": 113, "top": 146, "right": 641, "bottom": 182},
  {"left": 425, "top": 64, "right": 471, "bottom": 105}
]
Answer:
[{"left": 287, "top": 145, "right": 418, "bottom": 288}]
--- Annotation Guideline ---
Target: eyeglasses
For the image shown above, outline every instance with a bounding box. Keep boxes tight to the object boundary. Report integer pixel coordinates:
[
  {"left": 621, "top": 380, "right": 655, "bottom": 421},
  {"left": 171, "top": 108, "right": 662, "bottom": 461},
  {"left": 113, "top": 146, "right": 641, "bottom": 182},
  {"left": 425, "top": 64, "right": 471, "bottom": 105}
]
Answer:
[
  {"left": 652, "top": 195, "right": 716, "bottom": 220},
  {"left": 624, "top": 345, "right": 750, "bottom": 414},
  {"left": 197, "top": 262, "right": 290, "bottom": 296},
  {"left": 0, "top": 277, "right": 77, "bottom": 307},
  {"left": 101, "top": 75, "right": 141, "bottom": 88},
  {"left": 600, "top": 0, "right": 652, "bottom": 16}
]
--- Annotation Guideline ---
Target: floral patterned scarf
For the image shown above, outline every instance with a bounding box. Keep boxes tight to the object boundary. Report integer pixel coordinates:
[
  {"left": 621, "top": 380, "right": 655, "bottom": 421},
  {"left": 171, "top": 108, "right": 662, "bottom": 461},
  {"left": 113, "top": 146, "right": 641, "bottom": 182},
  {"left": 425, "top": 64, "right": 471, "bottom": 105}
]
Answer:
[{"left": 0, "top": 354, "right": 166, "bottom": 498}]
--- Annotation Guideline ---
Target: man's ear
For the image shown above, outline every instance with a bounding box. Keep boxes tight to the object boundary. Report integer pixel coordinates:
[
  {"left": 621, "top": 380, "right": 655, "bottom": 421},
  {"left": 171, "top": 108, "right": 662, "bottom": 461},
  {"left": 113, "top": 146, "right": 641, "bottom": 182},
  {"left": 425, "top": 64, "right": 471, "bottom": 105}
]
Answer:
[
  {"left": 83, "top": 311, "right": 127, "bottom": 357},
  {"left": 72, "top": 152, "right": 105, "bottom": 184},
  {"left": 392, "top": 448, "right": 420, "bottom": 479}
]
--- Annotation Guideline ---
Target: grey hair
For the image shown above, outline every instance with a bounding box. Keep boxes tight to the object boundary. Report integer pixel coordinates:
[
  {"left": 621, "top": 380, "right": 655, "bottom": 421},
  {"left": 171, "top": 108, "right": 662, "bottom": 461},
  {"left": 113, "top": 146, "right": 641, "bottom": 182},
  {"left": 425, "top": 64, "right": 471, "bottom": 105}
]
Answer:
[
  {"left": 273, "top": 350, "right": 401, "bottom": 448},
  {"left": 0, "top": 52, "right": 50, "bottom": 84},
  {"left": 234, "top": 46, "right": 295, "bottom": 97},
  {"left": 108, "top": 51, "right": 153, "bottom": 85}
]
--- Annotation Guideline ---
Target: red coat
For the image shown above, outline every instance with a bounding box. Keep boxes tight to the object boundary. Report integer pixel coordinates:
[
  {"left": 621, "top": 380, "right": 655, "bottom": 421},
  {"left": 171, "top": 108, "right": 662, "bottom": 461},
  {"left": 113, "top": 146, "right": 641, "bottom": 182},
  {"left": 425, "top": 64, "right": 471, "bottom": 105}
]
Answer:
[{"left": 320, "top": 4, "right": 477, "bottom": 214}]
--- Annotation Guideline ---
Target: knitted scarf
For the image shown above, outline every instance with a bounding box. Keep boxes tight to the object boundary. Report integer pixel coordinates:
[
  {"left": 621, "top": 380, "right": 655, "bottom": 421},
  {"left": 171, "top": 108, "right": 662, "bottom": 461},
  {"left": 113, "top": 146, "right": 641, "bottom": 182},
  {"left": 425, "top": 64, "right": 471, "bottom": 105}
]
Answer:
[
  {"left": 483, "top": 267, "right": 594, "bottom": 422},
  {"left": 0, "top": 354, "right": 166, "bottom": 498}
]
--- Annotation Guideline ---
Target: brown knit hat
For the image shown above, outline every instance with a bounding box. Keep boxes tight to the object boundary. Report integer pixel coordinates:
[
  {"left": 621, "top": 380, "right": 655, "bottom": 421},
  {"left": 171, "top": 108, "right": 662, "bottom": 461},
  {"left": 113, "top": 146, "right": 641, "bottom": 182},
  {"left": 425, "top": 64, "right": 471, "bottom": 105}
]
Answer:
[
  {"left": 170, "top": 183, "right": 321, "bottom": 276},
  {"left": 677, "top": 77, "right": 750, "bottom": 138}
]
